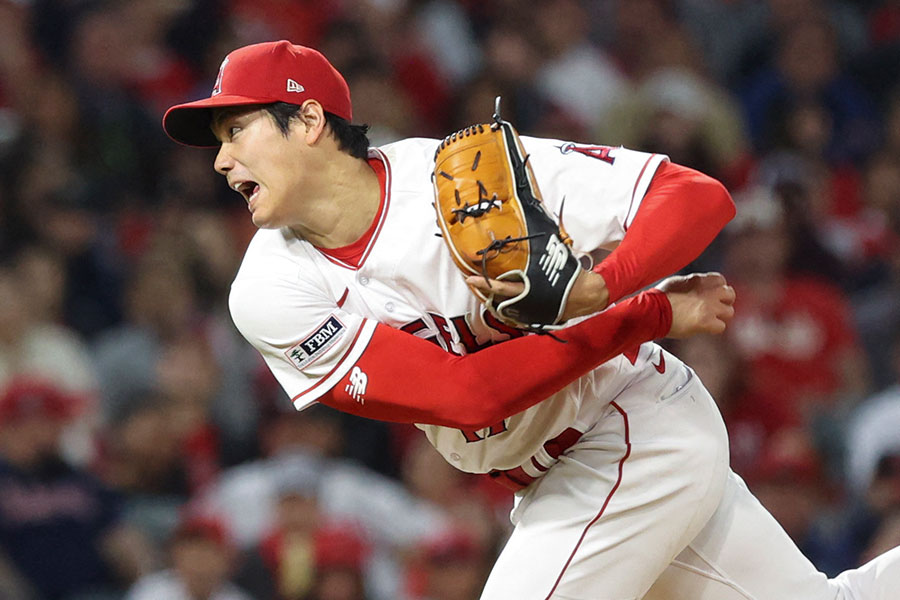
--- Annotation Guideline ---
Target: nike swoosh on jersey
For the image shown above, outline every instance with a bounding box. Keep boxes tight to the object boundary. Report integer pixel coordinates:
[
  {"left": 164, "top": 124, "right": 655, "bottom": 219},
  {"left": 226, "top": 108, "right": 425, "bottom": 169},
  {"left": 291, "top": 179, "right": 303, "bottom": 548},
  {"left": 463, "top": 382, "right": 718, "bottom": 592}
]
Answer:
[{"left": 653, "top": 352, "right": 666, "bottom": 374}]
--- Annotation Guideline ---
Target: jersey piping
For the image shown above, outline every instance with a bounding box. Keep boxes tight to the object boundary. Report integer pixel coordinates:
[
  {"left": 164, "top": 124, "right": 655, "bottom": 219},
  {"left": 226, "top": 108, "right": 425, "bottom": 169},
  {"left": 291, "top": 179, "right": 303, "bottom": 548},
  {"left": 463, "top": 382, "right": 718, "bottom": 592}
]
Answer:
[
  {"left": 624, "top": 154, "right": 659, "bottom": 231},
  {"left": 290, "top": 318, "right": 379, "bottom": 408},
  {"left": 545, "top": 401, "right": 631, "bottom": 597}
]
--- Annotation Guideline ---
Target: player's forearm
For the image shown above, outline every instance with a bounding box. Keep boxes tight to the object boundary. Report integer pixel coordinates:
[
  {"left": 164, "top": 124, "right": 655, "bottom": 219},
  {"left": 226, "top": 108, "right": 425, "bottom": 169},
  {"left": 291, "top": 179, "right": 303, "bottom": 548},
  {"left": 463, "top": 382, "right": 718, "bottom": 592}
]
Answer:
[
  {"left": 593, "top": 162, "right": 735, "bottom": 305},
  {"left": 318, "top": 290, "right": 671, "bottom": 428}
]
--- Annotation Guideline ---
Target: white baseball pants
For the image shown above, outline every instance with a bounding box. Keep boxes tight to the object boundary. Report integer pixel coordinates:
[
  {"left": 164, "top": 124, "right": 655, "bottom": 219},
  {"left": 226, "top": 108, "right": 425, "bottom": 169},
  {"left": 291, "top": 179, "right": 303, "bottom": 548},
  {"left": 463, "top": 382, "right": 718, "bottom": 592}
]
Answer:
[{"left": 480, "top": 362, "right": 900, "bottom": 599}]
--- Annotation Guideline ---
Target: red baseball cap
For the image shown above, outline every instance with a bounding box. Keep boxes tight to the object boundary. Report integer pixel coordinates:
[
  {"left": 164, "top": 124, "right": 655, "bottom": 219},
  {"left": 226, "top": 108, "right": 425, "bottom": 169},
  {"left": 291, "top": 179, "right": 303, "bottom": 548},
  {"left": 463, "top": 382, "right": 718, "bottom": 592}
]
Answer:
[
  {"left": 163, "top": 40, "right": 352, "bottom": 148},
  {"left": 0, "top": 379, "right": 80, "bottom": 425}
]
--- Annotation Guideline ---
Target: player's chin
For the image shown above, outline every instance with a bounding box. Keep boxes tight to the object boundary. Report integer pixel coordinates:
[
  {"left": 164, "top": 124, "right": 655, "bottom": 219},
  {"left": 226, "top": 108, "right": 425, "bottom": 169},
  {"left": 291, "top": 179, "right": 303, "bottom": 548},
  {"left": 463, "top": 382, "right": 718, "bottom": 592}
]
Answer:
[{"left": 250, "top": 211, "right": 278, "bottom": 229}]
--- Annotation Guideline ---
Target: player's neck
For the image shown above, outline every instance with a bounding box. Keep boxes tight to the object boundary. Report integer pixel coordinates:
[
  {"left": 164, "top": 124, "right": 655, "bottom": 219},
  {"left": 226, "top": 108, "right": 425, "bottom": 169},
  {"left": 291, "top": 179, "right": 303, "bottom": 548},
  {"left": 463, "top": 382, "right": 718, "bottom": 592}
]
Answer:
[{"left": 291, "top": 152, "right": 381, "bottom": 248}]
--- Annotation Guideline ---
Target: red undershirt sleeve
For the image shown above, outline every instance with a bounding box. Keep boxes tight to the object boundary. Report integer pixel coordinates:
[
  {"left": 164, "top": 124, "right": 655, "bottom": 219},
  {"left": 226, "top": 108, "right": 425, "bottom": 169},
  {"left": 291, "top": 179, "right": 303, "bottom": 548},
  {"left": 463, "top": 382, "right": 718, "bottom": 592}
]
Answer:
[
  {"left": 593, "top": 161, "right": 736, "bottom": 305},
  {"left": 318, "top": 289, "right": 672, "bottom": 428}
]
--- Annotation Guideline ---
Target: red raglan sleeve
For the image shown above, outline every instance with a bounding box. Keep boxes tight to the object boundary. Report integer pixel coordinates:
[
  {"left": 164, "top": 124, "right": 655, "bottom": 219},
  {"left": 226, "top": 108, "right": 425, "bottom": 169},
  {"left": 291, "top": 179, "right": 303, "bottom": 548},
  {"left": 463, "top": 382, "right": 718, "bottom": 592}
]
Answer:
[
  {"left": 318, "top": 289, "right": 671, "bottom": 428},
  {"left": 593, "top": 161, "right": 736, "bottom": 304}
]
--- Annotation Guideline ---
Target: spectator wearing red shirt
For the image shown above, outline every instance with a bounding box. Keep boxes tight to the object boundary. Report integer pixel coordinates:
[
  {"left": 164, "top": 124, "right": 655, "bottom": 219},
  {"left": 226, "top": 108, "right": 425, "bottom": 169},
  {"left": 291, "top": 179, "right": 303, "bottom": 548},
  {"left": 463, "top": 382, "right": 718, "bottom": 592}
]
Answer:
[{"left": 723, "top": 186, "right": 870, "bottom": 422}]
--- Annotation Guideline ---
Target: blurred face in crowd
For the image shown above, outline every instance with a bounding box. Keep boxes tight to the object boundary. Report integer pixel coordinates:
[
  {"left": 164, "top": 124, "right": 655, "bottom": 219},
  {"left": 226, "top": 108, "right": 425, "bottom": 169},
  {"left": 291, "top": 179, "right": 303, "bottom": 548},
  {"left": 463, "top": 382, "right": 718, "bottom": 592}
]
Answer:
[
  {"left": 172, "top": 536, "right": 232, "bottom": 599},
  {"left": 276, "top": 492, "right": 321, "bottom": 536},
  {"left": 725, "top": 221, "right": 791, "bottom": 283},
  {"left": 312, "top": 566, "right": 367, "bottom": 600},
  {"left": 0, "top": 414, "right": 64, "bottom": 471},
  {"left": 425, "top": 557, "right": 487, "bottom": 600},
  {"left": 777, "top": 19, "right": 838, "bottom": 92}
]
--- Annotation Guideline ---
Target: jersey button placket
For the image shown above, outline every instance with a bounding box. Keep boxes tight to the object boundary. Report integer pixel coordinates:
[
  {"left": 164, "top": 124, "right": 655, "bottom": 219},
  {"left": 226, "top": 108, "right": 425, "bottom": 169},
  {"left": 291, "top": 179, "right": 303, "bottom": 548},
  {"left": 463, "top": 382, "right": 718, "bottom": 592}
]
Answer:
[{"left": 359, "top": 275, "right": 369, "bottom": 286}]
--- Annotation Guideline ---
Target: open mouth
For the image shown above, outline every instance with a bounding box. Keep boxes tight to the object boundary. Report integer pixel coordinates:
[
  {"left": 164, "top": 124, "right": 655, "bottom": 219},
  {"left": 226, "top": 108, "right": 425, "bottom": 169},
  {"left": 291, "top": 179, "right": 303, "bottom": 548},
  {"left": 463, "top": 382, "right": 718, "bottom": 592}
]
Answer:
[{"left": 234, "top": 181, "right": 260, "bottom": 204}]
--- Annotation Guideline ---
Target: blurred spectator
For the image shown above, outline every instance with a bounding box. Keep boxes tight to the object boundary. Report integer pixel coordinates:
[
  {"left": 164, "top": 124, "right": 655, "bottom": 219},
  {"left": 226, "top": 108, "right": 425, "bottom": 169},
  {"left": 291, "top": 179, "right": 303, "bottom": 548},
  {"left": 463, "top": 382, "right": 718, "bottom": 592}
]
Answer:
[
  {"left": 601, "top": 67, "right": 750, "bottom": 184},
  {"left": 845, "top": 332, "right": 900, "bottom": 498},
  {"left": 860, "top": 510, "right": 900, "bottom": 564},
  {"left": 665, "top": 334, "right": 800, "bottom": 478},
  {"left": 0, "top": 378, "right": 156, "bottom": 599},
  {"left": 199, "top": 405, "right": 447, "bottom": 600},
  {"left": 533, "top": 0, "right": 628, "bottom": 137},
  {"left": 126, "top": 514, "right": 252, "bottom": 600},
  {"left": 612, "top": 0, "right": 679, "bottom": 79},
  {"left": 10, "top": 175, "right": 125, "bottom": 338},
  {"left": 224, "top": 0, "right": 342, "bottom": 49},
  {"left": 474, "top": 24, "right": 549, "bottom": 133},
  {"left": 306, "top": 524, "right": 371, "bottom": 600},
  {"left": 413, "top": 0, "right": 482, "bottom": 86},
  {"left": 236, "top": 474, "right": 372, "bottom": 600},
  {"left": 614, "top": 0, "right": 710, "bottom": 81},
  {"left": 841, "top": 370, "right": 900, "bottom": 570},
  {"left": 852, "top": 230, "right": 900, "bottom": 390},
  {"left": 345, "top": 63, "right": 422, "bottom": 146},
  {"left": 235, "top": 473, "right": 323, "bottom": 599},
  {"left": 724, "top": 186, "right": 870, "bottom": 429},
  {"left": 65, "top": 2, "right": 169, "bottom": 201},
  {"left": 745, "top": 427, "right": 853, "bottom": 575},
  {"left": 0, "top": 260, "right": 98, "bottom": 399},
  {"left": 99, "top": 388, "right": 197, "bottom": 549},
  {"left": 740, "top": 14, "right": 879, "bottom": 165},
  {"left": 92, "top": 248, "right": 199, "bottom": 420},
  {"left": 0, "top": 259, "right": 100, "bottom": 466},
  {"left": 400, "top": 436, "right": 506, "bottom": 557},
  {"left": 681, "top": 0, "right": 867, "bottom": 86},
  {"left": 408, "top": 530, "right": 489, "bottom": 600}
]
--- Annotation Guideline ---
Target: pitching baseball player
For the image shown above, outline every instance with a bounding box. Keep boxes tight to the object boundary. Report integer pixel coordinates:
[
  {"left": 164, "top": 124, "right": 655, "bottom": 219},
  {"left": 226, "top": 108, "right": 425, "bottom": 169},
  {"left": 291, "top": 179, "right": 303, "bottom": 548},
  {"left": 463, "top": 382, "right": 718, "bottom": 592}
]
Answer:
[{"left": 163, "top": 41, "right": 900, "bottom": 599}]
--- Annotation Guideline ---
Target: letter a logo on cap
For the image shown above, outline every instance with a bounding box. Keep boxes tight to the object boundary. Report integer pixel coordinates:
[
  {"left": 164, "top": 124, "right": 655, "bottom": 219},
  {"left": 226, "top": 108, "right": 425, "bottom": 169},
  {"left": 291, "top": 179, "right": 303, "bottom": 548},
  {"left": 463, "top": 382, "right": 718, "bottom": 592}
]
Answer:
[
  {"left": 286, "top": 78, "right": 305, "bottom": 93},
  {"left": 212, "top": 57, "right": 229, "bottom": 96}
]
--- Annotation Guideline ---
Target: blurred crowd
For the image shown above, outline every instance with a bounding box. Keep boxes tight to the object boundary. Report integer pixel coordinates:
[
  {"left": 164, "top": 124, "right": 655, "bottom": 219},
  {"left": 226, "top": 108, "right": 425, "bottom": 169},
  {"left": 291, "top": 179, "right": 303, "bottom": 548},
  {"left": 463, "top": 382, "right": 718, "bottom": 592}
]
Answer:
[{"left": 0, "top": 0, "right": 899, "bottom": 598}]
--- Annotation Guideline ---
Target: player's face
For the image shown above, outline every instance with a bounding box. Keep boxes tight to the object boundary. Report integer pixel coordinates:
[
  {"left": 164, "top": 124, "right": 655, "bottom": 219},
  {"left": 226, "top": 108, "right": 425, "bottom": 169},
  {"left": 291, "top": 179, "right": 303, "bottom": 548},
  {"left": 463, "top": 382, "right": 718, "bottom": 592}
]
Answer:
[{"left": 212, "top": 108, "right": 314, "bottom": 229}]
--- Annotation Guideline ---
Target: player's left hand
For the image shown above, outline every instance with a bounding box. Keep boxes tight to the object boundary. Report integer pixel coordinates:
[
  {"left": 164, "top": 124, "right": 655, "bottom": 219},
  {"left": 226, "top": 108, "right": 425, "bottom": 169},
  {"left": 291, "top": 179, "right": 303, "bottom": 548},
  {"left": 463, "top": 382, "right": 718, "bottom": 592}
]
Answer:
[{"left": 466, "top": 268, "right": 610, "bottom": 323}]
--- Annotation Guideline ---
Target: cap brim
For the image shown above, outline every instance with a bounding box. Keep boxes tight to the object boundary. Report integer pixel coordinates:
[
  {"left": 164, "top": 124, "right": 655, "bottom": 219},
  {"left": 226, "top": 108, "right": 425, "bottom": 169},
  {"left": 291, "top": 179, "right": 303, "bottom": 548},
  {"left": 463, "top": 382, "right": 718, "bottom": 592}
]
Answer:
[{"left": 163, "top": 94, "right": 277, "bottom": 147}]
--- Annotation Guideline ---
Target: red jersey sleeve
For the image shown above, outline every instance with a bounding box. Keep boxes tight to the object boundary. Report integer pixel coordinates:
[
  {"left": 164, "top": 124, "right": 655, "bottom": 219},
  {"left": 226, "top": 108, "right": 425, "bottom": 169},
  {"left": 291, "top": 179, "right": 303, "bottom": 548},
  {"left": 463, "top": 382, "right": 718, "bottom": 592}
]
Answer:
[
  {"left": 318, "top": 289, "right": 672, "bottom": 428},
  {"left": 593, "top": 162, "right": 736, "bottom": 304}
]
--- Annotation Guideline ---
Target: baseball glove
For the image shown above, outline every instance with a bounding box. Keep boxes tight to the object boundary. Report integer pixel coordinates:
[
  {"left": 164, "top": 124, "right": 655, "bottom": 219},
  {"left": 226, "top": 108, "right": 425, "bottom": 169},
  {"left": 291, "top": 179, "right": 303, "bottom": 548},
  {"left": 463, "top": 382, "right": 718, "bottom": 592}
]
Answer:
[{"left": 432, "top": 98, "right": 582, "bottom": 330}]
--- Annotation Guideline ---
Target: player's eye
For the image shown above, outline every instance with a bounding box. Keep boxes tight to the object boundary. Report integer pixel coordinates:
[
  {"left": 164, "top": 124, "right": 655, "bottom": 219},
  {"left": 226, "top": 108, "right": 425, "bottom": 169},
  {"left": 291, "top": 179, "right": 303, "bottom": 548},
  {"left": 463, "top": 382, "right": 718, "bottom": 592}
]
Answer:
[{"left": 229, "top": 126, "right": 241, "bottom": 139}]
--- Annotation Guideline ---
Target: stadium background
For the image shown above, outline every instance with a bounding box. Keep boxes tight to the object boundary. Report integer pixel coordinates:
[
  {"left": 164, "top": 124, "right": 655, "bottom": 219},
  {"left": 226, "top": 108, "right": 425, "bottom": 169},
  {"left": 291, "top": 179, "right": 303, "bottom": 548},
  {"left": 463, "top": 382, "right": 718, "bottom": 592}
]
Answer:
[{"left": 0, "top": 0, "right": 899, "bottom": 599}]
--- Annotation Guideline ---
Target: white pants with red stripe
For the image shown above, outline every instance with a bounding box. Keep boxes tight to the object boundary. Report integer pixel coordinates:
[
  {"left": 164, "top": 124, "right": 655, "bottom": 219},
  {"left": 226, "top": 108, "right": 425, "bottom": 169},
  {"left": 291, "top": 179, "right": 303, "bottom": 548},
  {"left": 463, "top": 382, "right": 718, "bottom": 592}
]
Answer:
[{"left": 480, "top": 365, "right": 900, "bottom": 600}]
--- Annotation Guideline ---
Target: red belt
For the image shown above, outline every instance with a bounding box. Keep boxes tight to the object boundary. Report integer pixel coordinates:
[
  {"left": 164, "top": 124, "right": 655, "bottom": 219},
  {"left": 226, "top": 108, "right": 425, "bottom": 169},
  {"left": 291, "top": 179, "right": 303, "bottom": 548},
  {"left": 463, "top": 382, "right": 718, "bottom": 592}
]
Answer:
[{"left": 488, "top": 427, "right": 583, "bottom": 492}]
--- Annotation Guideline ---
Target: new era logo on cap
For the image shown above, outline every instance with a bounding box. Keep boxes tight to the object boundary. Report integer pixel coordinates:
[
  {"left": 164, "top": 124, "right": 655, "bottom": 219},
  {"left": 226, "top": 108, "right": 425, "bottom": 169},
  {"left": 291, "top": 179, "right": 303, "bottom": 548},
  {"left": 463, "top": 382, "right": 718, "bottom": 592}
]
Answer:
[{"left": 287, "top": 79, "right": 305, "bottom": 93}]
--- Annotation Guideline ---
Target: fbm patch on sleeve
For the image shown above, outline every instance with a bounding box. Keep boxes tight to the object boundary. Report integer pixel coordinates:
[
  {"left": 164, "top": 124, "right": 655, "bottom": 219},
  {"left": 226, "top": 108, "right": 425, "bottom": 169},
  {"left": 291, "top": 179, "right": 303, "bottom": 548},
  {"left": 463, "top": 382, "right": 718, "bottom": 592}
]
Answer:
[{"left": 284, "top": 315, "right": 346, "bottom": 370}]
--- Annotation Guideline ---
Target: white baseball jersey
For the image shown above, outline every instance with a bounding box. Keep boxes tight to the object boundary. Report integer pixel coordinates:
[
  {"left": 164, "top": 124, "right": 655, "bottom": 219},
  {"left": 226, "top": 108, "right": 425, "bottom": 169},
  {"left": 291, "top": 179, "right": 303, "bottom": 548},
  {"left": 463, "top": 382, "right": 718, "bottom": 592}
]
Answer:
[
  {"left": 229, "top": 136, "right": 666, "bottom": 475},
  {"left": 228, "top": 135, "right": 900, "bottom": 600}
]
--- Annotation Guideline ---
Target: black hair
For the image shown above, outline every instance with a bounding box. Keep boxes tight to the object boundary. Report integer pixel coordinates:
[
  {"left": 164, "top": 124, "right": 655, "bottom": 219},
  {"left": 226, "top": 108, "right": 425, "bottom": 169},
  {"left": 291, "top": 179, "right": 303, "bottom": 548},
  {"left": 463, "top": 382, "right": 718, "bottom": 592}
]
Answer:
[{"left": 264, "top": 102, "right": 370, "bottom": 159}]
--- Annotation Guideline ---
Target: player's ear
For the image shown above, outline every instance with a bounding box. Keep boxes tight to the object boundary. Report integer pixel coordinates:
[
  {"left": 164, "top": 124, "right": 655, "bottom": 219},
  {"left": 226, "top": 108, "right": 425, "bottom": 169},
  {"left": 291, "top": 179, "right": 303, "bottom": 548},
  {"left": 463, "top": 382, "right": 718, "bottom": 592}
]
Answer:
[{"left": 298, "top": 100, "right": 327, "bottom": 144}]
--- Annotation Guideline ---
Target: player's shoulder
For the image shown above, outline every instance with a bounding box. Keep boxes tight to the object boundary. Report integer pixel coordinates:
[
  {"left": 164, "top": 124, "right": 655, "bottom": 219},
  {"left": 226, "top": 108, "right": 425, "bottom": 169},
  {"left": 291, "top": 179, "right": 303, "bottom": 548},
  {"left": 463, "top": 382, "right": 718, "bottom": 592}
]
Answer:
[
  {"left": 228, "top": 229, "right": 331, "bottom": 344},
  {"left": 235, "top": 228, "right": 302, "bottom": 277},
  {"left": 522, "top": 135, "right": 661, "bottom": 166},
  {"left": 230, "top": 228, "right": 321, "bottom": 302},
  {"left": 371, "top": 137, "right": 441, "bottom": 189},
  {"left": 376, "top": 136, "right": 441, "bottom": 158}
]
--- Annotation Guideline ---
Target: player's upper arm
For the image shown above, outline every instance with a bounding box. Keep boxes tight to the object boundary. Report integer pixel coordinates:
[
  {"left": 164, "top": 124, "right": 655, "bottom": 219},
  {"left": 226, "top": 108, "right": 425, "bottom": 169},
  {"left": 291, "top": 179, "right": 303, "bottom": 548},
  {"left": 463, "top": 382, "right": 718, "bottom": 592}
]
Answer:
[
  {"left": 522, "top": 138, "right": 668, "bottom": 254},
  {"left": 229, "top": 270, "right": 375, "bottom": 412}
]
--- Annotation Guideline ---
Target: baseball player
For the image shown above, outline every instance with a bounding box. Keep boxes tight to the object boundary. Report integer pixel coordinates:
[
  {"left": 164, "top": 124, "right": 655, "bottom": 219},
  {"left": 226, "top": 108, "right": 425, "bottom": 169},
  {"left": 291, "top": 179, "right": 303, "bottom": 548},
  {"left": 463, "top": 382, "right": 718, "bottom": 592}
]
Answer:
[{"left": 163, "top": 41, "right": 900, "bottom": 599}]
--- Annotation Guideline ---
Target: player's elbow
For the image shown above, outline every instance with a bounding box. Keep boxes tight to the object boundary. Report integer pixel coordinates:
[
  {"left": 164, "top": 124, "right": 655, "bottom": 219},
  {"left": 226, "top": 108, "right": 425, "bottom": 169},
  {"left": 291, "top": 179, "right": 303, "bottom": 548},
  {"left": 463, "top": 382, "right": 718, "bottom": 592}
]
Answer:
[
  {"left": 695, "top": 173, "right": 736, "bottom": 224},
  {"left": 443, "top": 397, "right": 511, "bottom": 430}
]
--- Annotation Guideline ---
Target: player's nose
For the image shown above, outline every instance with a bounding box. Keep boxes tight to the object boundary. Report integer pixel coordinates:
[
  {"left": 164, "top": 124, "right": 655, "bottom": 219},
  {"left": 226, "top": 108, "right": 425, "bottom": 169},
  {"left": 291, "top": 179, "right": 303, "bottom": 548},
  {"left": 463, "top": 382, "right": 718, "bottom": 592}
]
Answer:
[{"left": 214, "top": 145, "right": 234, "bottom": 174}]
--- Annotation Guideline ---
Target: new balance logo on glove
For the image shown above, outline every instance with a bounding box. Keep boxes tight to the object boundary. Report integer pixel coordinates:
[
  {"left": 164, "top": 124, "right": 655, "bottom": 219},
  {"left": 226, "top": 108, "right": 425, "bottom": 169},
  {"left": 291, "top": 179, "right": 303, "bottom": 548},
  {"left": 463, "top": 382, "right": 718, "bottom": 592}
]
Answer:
[{"left": 539, "top": 234, "right": 569, "bottom": 286}]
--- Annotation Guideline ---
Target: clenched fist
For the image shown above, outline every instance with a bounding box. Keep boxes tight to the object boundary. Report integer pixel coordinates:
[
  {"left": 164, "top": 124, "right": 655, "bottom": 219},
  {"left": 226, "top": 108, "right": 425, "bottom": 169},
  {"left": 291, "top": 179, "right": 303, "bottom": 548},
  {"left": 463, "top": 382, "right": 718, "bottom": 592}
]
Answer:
[{"left": 658, "top": 272, "right": 736, "bottom": 338}]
